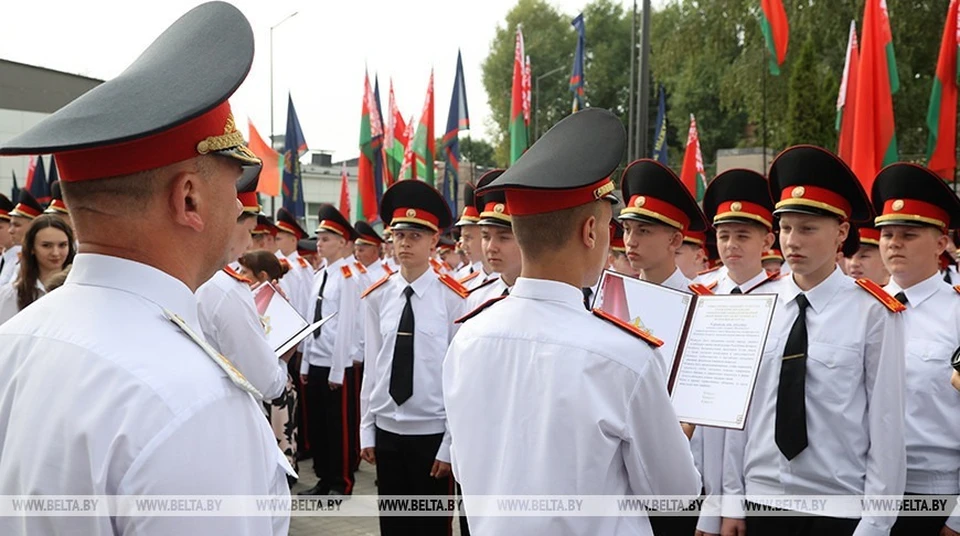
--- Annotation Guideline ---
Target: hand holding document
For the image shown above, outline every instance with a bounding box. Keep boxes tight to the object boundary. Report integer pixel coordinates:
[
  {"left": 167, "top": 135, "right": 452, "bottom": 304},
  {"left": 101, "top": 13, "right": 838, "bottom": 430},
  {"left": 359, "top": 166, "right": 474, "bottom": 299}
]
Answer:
[
  {"left": 252, "top": 282, "right": 336, "bottom": 357},
  {"left": 595, "top": 270, "right": 776, "bottom": 429}
]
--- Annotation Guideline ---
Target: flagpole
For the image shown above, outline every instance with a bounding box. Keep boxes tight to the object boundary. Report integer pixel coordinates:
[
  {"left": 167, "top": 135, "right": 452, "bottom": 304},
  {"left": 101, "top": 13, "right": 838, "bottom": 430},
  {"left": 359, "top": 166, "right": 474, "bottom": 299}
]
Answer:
[
  {"left": 762, "top": 43, "right": 768, "bottom": 173},
  {"left": 635, "top": 0, "right": 651, "bottom": 159},
  {"left": 269, "top": 11, "right": 298, "bottom": 217},
  {"left": 627, "top": 0, "right": 637, "bottom": 162}
]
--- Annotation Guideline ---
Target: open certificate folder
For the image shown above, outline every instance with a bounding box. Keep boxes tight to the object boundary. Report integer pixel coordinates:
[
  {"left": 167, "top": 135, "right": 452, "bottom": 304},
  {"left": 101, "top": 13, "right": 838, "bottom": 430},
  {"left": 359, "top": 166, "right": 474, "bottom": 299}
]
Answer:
[
  {"left": 594, "top": 270, "right": 777, "bottom": 430},
  {"left": 252, "top": 282, "right": 336, "bottom": 357}
]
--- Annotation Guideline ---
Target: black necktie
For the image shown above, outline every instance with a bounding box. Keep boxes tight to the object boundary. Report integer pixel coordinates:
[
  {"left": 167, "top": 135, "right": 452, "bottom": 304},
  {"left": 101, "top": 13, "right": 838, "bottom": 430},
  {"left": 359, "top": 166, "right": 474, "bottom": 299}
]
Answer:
[
  {"left": 312, "top": 270, "right": 328, "bottom": 338},
  {"left": 895, "top": 291, "right": 908, "bottom": 307},
  {"left": 582, "top": 287, "right": 593, "bottom": 310},
  {"left": 944, "top": 270, "right": 952, "bottom": 283},
  {"left": 731, "top": 286, "right": 742, "bottom": 295},
  {"left": 470, "top": 265, "right": 475, "bottom": 274},
  {"left": 776, "top": 293, "right": 810, "bottom": 460},
  {"left": 501, "top": 287, "right": 510, "bottom": 297},
  {"left": 390, "top": 286, "right": 415, "bottom": 405}
]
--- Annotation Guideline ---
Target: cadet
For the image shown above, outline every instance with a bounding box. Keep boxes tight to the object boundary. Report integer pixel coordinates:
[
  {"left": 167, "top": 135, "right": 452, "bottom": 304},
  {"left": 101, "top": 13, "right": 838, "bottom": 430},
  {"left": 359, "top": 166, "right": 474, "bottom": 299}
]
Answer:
[
  {"left": 275, "top": 207, "right": 311, "bottom": 315},
  {"left": 845, "top": 224, "right": 890, "bottom": 285},
  {"left": 453, "top": 182, "right": 493, "bottom": 289},
  {"left": 0, "top": 3, "right": 293, "bottom": 534},
  {"left": 871, "top": 163, "right": 960, "bottom": 536},
  {"left": 1, "top": 190, "right": 44, "bottom": 285},
  {"left": 463, "top": 170, "right": 522, "bottom": 308},
  {"left": 0, "top": 194, "right": 16, "bottom": 276},
  {"left": 252, "top": 214, "right": 279, "bottom": 252},
  {"left": 360, "top": 180, "right": 467, "bottom": 536},
  {"left": 443, "top": 108, "right": 700, "bottom": 536},
  {"left": 722, "top": 146, "right": 905, "bottom": 536}
]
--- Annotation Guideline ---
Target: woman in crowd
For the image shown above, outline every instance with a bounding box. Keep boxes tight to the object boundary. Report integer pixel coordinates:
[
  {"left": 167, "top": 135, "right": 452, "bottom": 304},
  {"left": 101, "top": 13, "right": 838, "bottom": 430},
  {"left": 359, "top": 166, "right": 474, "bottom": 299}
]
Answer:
[
  {"left": 0, "top": 215, "right": 75, "bottom": 323},
  {"left": 239, "top": 249, "right": 289, "bottom": 286}
]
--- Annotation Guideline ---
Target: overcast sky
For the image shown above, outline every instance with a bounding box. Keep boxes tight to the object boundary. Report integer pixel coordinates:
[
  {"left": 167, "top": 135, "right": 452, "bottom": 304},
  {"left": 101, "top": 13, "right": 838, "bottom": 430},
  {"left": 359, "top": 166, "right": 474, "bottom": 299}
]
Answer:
[{"left": 1, "top": 0, "right": 665, "bottom": 162}]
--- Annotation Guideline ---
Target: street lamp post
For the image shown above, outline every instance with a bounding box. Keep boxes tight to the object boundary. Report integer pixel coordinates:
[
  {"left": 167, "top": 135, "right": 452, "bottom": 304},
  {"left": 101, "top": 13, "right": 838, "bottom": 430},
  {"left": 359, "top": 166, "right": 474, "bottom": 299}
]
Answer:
[
  {"left": 534, "top": 66, "right": 566, "bottom": 142},
  {"left": 269, "top": 11, "right": 299, "bottom": 216}
]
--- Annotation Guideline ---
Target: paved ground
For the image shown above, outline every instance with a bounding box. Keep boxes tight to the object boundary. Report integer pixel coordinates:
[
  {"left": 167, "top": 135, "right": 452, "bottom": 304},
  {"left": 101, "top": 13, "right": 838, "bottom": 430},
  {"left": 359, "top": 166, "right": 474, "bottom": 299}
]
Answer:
[{"left": 289, "top": 460, "right": 463, "bottom": 536}]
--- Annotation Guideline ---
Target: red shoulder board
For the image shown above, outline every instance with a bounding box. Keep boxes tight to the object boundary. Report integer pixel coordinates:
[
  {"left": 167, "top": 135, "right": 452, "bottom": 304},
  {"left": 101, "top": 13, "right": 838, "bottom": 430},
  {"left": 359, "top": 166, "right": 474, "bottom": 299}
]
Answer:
[
  {"left": 340, "top": 265, "right": 353, "bottom": 279},
  {"left": 696, "top": 265, "right": 721, "bottom": 276},
  {"left": 688, "top": 283, "right": 713, "bottom": 296},
  {"left": 438, "top": 273, "right": 469, "bottom": 298},
  {"left": 429, "top": 258, "right": 443, "bottom": 273},
  {"left": 455, "top": 296, "right": 506, "bottom": 324},
  {"left": 745, "top": 271, "right": 780, "bottom": 294},
  {"left": 223, "top": 266, "right": 252, "bottom": 284},
  {"left": 467, "top": 277, "right": 498, "bottom": 295},
  {"left": 278, "top": 257, "right": 291, "bottom": 270},
  {"left": 855, "top": 278, "right": 906, "bottom": 313},
  {"left": 591, "top": 308, "right": 664, "bottom": 348},
  {"left": 382, "top": 263, "right": 394, "bottom": 276},
  {"left": 297, "top": 257, "right": 309, "bottom": 268},
  {"left": 457, "top": 271, "right": 480, "bottom": 285},
  {"left": 361, "top": 273, "right": 393, "bottom": 299},
  {"left": 353, "top": 262, "right": 367, "bottom": 274},
  {"left": 954, "top": 285, "right": 960, "bottom": 295},
  {"left": 706, "top": 280, "right": 718, "bottom": 291}
]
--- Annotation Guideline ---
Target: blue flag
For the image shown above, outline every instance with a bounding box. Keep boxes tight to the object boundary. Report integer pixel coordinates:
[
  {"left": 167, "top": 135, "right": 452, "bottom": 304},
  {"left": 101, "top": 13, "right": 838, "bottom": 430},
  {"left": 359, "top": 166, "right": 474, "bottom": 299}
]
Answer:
[
  {"left": 282, "top": 94, "right": 308, "bottom": 219},
  {"left": 570, "top": 13, "right": 586, "bottom": 113},
  {"left": 652, "top": 85, "right": 668, "bottom": 165},
  {"left": 11, "top": 170, "right": 19, "bottom": 202},
  {"left": 442, "top": 51, "right": 470, "bottom": 216},
  {"left": 48, "top": 157, "right": 59, "bottom": 187},
  {"left": 373, "top": 76, "right": 386, "bottom": 204},
  {"left": 28, "top": 156, "right": 50, "bottom": 204}
]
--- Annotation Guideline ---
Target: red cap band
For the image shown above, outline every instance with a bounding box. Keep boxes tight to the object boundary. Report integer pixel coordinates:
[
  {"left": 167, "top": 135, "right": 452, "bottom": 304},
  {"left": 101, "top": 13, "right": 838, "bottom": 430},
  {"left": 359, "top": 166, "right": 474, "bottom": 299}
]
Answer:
[
  {"left": 503, "top": 178, "right": 615, "bottom": 216},
  {"left": 875, "top": 198, "right": 949, "bottom": 229},
  {"left": 683, "top": 230, "right": 706, "bottom": 246},
  {"left": 276, "top": 221, "right": 304, "bottom": 239},
  {"left": 11, "top": 203, "right": 41, "bottom": 219},
  {"left": 621, "top": 194, "right": 690, "bottom": 231},
  {"left": 391, "top": 208, "right": 440, "bottom": 232},
  {"left": 237, "top": 191, "right": 260, "bottom": 214},
  {"left": 317, "top": 219, "right": 348, "bottom": 237},
  {"left": 859, "top": 227, "right": 881, "bottom": 245},
  {"left": 715, "top": 200, "right": 773, "bottom": 229},
  {"left": 776, "top": 185, "right": 852, "bottom": 219}
]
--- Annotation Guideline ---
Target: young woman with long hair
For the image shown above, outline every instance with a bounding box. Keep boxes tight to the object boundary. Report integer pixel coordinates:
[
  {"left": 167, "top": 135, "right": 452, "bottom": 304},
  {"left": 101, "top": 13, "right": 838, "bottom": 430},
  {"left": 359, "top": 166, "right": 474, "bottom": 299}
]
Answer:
[{"left": 0, "top": 215, "right": 75, "bottom": 323}]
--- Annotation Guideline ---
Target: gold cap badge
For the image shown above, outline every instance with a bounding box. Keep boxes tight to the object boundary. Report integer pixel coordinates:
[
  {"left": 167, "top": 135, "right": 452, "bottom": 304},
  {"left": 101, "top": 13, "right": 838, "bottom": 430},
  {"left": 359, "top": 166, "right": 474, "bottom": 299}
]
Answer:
[
  {"left": 405, "top": 209, "right": 417, "bottom": 217},
  {"left": 731, "top": 201, "right": 742, "bottom": 212},
  {"left": 634, "top": 196, "right": 646, "bottom": 208},
  {"left": 892, "top": 199, "right": 904, "bottom": 211},
  {"left": 791, "top": 186, "right": 805, "bottom": 198}
]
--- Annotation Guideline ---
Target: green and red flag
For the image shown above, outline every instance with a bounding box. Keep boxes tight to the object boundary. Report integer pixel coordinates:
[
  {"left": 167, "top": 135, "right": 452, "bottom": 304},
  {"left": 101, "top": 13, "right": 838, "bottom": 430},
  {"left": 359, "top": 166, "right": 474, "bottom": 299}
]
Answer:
[
  {"left": 926, "top": 0, "right": 960, "bottom": 181},
  {"left": 679, "top": 114, "right": 707, "bottom": 202},
  {"left": 509, "top": 27, "right": 528, "bottom": 165},
  {"left": 357, "top": 71, "right": 382, "bottom": 222},
  {"left": 339, "top": 162, "right": 351, "bottom": 221},
  {"left": 760, "top": 0, "right": 789, "bottom": 75},
  {"left": 405, "top": 70, "right": 435, "bottom": 184},
  {"left": 836, "top": 20, "right": 860, "bottom": 167},
  {"left": 399, "top": 115, "right": 416, "bottom": 180},
  {"left": 384, "top": 80, "right": 408, "bottom": 187},
  {"left": 850, "top": 0, "right": 900, "bottom": 192}
]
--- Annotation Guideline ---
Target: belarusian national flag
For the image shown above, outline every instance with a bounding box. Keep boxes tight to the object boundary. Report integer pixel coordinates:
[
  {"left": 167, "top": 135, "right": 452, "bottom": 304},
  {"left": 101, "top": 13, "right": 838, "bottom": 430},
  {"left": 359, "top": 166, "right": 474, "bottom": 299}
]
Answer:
[
  {"left": 384, "top": 80, "right": 407, "bottom": 187},
  {"left": 926, "top": 0, "right": 960, "bottom": 181},
  {"left": 509, "top": 27, "right": 528, "bottom": 165},
  {"left": 339, "top": 163, "right": 351, "bottom": 221},
  {"left": 836, "top": 20, "right": 860, "bottom": 167},
  {"left": 357, "top": 72, "right": 382, "bottom": 221},
  {"left": 850, "top": 0, "right": 900, "bottom": 192},
  {"left": 760, "top": 0, "right": 789, "bottom": 75},
  {"left": 406, "top": 70, "right": 435, "bottom": 184},
  {"left": 399, "top": 115, "right": 416, "bottom": 180},
  {"left": 679, "top": 114, "right": 707, "bottom": 202}
]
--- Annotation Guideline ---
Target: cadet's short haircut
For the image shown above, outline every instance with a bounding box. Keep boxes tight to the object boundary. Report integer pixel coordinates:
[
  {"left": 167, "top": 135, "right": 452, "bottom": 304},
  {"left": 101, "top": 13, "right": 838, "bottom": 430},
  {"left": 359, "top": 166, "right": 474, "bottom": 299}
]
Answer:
[{"left": 512, "top": 201, "right": 604, "bottom": 260}]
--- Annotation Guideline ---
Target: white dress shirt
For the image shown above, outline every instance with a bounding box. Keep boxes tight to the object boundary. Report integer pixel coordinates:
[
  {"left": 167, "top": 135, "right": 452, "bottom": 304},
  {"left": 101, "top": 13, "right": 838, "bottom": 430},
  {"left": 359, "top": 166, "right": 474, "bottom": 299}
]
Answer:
[
  {"left": 443, "top": 277, "right": 701, "bottom": 536},
  {"left": 353, "top": 260, "right": 387, "bottom": 365},
  {"left": 454, "top": 260, "right": 481, "bottom": 282},
  {"left": 0, "top": 254, "right": 292, "bottom": 535},
  {"left": 463, "top": 276, "right": 510, "bottom": 312},
  {"left": 300, "top": 256, "right": 357, "bottom": 384},
  {"left": 361, "top": 268, "right": 466, "bottom": 462},
  {"left": 197, "top": 269, "right": 288, "bottom": 401},
  {"left": 0, "top": 279, "right": 45, "bottom": 325},
  {"left": 723, "top": 267, "right": 906, "bottom": 536},
  {"left": 694, "top": 265, "right": 727, "bottom": 287},
  {"left": 713, "top": 268, "right": 778, "bottom": 295},
  {"left": 660, "top": 265, "right": 692, "bottom": 292},
  {"left": 0, "top": 245, "right": 20, "bottom": 285},
  {"left": 886, "top": 273, "right": 960, "bottom": 531}
]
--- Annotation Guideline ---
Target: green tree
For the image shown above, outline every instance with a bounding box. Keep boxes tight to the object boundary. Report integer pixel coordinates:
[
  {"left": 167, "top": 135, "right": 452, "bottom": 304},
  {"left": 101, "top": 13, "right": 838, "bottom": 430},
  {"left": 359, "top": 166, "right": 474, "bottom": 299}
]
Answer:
[
  {"left": 785, "top": 33, "right": 837, "bottom": 146},
  {"left": 460, "top": 137, "right": 497, "bottom": 167},
  {"left": 581, "top": 0, "right": 633, "bottom": 121}
]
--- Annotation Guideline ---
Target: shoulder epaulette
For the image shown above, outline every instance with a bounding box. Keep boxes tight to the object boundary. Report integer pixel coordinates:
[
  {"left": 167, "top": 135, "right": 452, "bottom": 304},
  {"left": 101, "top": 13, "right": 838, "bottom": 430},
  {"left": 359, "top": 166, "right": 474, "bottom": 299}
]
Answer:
[
  {"left": 467, "top": 277, "right": 498, "bottom": 294},
  {"left": 382, "top": 263, "right": 394, "bottom": 276},
  {"left": 697, "top": 265, "right": 721, "bottom": 276},
  {"left": 745, "top": 271, "right": 781, "bottom": 294},
  {"left": 438, "top": 273, "right": 469, "bottom": 298},
  {"left": 706, "top": 280, "right": 718, "bottom": 290},
  {"left": 855, "top": 278, "right": 906, "bottom": 313},
  {"left": 297, "top": 257, "right": 309, "bottom": 268},
  {"left": 278, "top": 257, "right": 291, "bottom": 270},
  {"left": 457, "top": 271, "right": 480, "bottom": 285},
  {"left": 353, "top": 261, "right": 367, "bottom": 274},
  {"left": 688, "top": 283, "right": 714, "bottom": 296},
  {"left": 591, "top": 308, "right": 664, "bottom": 348},
  {"left": 455, "top": 296, "right": 506, "bottom": 324},
  {"left": 361, "top": 273, "right": 393, "bottom": 299},
  {"left": 340, "top": 265, "right": 353, "bottom": 279},
  {"left": 429, "top": 258, "right": 443, "bottom": 273},
  {"left": 223, "top": 266, "right": 252, "bottom": 284},
  {"left": 953, "top": 285, "right": 960, "bottom": 295}
]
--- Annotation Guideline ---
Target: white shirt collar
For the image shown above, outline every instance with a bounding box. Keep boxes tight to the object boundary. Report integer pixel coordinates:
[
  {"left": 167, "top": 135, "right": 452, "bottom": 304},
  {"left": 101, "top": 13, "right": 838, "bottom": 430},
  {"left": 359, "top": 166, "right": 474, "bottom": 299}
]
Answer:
[
  {"left": 399, "top": 268, "right": 436, "bottom": 299},
  {"left": 885, "top": 271, "right": 945, "bottom": 308},
  {"left": 510, "top": 277, "right": 585, "bottom": 312},
  {"left": 781, "top": 264, "right": 846, "bottom": 314}
]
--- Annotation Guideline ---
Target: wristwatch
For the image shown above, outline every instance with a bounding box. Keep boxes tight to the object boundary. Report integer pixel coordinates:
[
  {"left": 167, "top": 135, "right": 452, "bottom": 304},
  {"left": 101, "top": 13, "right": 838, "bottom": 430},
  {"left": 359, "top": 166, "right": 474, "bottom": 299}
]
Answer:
[{"left": 951, "top": 347, "right": 960, "bottom": 373}]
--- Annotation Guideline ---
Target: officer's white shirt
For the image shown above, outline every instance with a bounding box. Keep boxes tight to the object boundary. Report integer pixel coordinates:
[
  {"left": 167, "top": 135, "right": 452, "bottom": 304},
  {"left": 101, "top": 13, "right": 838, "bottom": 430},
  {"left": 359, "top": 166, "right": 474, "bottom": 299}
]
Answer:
[
  {"left": 0, "top": 254, "right": 292, "bottom": 535},
  {"left": 723, "top": 267, "right": 906, "bottom": 536},
  {"left": 693, "top": 265, "right": 726, "bottom": 287},
  {"left": 0, "top": 279, "right": 45, "bottom": 325},
  {"left": 300, "top": 256, "right": 357, "bottom": 384},
  {"left": 443, "top": 277, "right": 701, "bottom": 536},
  {"left": 352, "top": 260, "right": 387, "bottom": 365},
  {"left": 454, "top": 260, "right": 481, "bottom": 281},
  {"left": 941, "top": 266, "right": 958, "bottom": 285},
  {"left": 885, "top": 273, "right": 960, "bottom": 531},
  {"left": 286, "top": 250, "right": 314, "bottom": 316},
  {"left": 197, "top": 269, "right": 287, "bottom": 401},
  {"left": 462, "top": 267, "right": 499, "bottom": 292},
  {"left": 464, "top": 277, "right": 510, "bottom": 312},
  {"left": 275, "top": 249, "right": 304, "bottom": 316},
  {"left": 361, "top": 268, "right": 466, "bottom": 462},
  {"left": 0, "top": 245, "right": 20, "bottom": 284},
  {"left": 713, "top": 268, "right": 777, "bottom": 295},
  {"left": 659, "top": 265, "right": 692, "bottom": 292}
]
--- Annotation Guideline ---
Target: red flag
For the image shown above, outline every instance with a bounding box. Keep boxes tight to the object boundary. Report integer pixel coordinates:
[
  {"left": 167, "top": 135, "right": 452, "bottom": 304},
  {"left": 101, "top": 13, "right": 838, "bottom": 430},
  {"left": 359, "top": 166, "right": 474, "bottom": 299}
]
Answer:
[
  {"left": 398, "top": 116, "right": 417, "bottom": 180},
  {"left": 760, "top": 0, "right": 790, "bottom": 75},
  {"left": 339, "top": 162, "right": 351, "bottom": 221},
  {"left": 509, "top": 28, "right": 528, "bottom": 164},
  {"left": 836, "top": 21, "right": 860, "bottom": 167},
  {"left": 679, "top": 115, "right": 707, "bottom": 201},
  {"left": 24, "top": 156, "right": 36, "bottom": 190},
  {"left": 384, "top": 79, "right": 407, "bottom": 187},
  {"left": 248, "top": 119, "right": 280, "bottom": 197},
  {"left": 926, "top": 0, "right": 960, "bottom": 180},
  {"left": 850, "top": 0, "right": 900, "bottom": 192},
  {"left": 357, "top": 73, "right": 379, "bottom": 221}
]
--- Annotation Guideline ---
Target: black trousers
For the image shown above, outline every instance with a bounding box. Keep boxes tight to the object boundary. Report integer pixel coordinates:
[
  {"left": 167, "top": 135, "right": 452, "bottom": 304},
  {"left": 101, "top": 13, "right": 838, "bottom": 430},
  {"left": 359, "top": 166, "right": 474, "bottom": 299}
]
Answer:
[
  {"left": 891, "top": 493, "right": 951, "bottom": 535},
  {"left": 350, "top": 361, "right": 363, "bottom": 472},
  {"left": 305, "top": 365, "right": 355, "bottom": 494},
  {"left": 649, "top": 490, "right": 700, "bottom": 536},
  {"left": 744, "top": 502, "right": 860, "bottom": 536},
  {"left": 374, "top": 427, "right": 453, "bottom": 536},
  {"left": 290, "top": 353, "right": 310, "bottom": 459}
]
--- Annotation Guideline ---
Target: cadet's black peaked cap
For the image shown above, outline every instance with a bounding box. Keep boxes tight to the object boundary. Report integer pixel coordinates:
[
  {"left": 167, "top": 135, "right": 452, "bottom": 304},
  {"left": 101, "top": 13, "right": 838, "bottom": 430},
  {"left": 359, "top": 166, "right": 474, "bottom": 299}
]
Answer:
[
  {"left": 477, "top": 108, "right": 623, "bottom": 214},
  {"left": 474, "top": 170, "right": 511, "bottom": 228},
  {"left": 703, "top": 169, "right": 774, "bottom": 230},
  {"left": 619, "top": 159, "right": 708, "bottom": 232},
  {"left": 354, "top": 221, "right": 384, "bottom": 246},
  {"left": 316, "top": 204, "right": 360, "bottom": 240},
  {"left": 379, "top": 180, "right": 452, "bottom": 233},
  {"left": 768, "top": 145, "right": 872, "bottom": 223},
  {"left": 872, "top": 163, "right": 960, "bottom": 230},
  {"left": 0, "top": 2, "right": 261, "bottom": 190}
]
